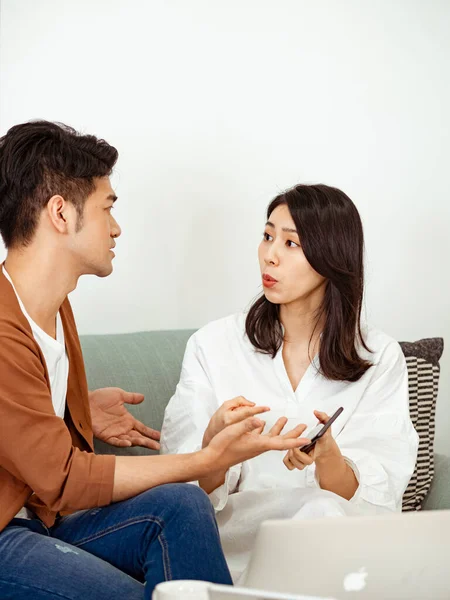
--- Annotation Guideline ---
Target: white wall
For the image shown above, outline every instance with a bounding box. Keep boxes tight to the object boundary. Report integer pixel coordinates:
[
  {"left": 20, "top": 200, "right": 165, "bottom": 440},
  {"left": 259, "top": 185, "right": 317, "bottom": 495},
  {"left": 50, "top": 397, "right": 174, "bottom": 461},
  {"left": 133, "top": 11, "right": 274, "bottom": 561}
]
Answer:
[{"left": 1, "top": 0, "right": 449, "bottom": 451}]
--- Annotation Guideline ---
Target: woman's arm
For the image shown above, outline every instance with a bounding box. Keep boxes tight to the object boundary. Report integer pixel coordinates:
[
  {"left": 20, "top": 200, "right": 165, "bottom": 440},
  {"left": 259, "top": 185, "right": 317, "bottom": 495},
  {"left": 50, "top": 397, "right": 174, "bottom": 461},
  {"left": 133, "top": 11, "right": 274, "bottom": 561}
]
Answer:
[
  {"left": 284, "top": 409, "right": 358, "bottom": 500},
  {"left": 284, "top": 341, "right": 419, "bottom": 510}
]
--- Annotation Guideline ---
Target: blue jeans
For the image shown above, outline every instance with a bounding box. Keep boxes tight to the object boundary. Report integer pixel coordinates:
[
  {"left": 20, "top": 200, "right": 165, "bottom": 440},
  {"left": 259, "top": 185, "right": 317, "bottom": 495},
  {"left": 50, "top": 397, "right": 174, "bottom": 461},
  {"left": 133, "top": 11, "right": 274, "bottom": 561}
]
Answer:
[{"left": 0, "top": 483, "right": 232, "bottom": 599}]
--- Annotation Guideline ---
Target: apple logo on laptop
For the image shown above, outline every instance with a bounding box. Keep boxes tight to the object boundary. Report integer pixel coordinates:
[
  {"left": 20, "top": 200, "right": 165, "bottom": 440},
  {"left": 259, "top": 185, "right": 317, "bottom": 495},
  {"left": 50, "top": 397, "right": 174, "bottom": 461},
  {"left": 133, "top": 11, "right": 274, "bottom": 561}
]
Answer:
[{"left": 343, "top": 567, "right": 368, "bottom": 592}]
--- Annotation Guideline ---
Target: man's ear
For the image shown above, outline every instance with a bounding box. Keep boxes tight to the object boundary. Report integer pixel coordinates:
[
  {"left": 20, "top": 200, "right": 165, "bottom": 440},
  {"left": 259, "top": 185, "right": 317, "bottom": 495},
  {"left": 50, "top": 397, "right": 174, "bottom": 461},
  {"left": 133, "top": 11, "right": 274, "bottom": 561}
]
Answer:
[{"left": 47, "top": 195, "right": 70, "bottom": 233}]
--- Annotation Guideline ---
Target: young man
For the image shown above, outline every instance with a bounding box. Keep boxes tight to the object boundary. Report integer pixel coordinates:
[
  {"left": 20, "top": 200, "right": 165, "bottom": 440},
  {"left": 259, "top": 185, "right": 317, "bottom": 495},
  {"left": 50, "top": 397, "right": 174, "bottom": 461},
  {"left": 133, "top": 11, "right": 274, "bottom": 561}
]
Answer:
[{"left": 0, "top": 121, "right": 309, "bottom": 600}]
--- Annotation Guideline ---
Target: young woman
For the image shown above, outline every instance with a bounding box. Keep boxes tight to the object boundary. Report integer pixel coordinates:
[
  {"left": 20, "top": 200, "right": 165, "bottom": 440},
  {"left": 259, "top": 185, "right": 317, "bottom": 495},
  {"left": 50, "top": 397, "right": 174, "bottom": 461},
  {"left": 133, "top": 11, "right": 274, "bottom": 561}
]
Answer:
[{"left": 161, "top": 184, "right": 418, "bottom": 581}]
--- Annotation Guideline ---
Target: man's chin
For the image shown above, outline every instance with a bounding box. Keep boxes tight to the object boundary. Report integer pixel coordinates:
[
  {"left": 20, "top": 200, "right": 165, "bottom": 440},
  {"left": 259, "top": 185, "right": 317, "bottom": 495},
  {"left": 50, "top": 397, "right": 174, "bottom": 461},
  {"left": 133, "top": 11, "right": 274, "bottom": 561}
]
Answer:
[
  {"left": 83, "top": 262, "right": 114, "bottom": 278},
  {"left": 97, "top": 264, "right": 114, "bottom": 278}
]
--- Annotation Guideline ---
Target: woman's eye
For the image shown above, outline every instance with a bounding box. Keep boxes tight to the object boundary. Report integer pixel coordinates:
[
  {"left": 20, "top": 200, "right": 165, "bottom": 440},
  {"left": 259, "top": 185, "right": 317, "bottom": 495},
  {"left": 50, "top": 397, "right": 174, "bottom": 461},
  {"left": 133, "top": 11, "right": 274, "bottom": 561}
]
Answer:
[
  {"left": 287, "top": 240, "right": 299, "bottom": 248},
  {"left": 263, "top": 232, "right": 273, "bottom": 242}
]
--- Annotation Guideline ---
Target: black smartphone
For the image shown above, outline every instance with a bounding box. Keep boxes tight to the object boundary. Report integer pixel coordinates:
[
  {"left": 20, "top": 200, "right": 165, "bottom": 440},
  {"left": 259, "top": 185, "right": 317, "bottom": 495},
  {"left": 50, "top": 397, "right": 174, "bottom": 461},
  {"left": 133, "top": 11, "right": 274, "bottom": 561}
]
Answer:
[{"left": 298, "top": 406, "right": 344, "bottom": 454}]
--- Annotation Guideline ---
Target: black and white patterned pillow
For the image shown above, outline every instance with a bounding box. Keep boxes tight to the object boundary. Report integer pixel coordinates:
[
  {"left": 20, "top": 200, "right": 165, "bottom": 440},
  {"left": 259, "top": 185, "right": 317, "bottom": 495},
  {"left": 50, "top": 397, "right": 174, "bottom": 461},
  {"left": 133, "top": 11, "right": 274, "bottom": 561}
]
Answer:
[{"left": 400, "top": 338, "right": 444, "bottom": 511}]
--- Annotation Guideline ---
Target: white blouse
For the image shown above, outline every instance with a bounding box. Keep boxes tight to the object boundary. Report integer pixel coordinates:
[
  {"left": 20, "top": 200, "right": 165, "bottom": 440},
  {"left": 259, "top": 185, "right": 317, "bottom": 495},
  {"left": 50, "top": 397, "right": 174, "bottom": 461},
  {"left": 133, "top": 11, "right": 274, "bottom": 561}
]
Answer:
[{"left": 161, "top": 313, "right": 419, "bottom": 579}]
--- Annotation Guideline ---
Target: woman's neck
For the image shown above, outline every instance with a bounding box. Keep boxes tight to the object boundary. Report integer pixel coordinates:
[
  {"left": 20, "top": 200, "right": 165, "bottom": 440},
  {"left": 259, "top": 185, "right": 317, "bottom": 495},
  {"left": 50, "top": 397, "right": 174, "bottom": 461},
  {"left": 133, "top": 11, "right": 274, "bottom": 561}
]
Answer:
[{"left": 279, "top": 300, "right": 324, "bottom": 347}]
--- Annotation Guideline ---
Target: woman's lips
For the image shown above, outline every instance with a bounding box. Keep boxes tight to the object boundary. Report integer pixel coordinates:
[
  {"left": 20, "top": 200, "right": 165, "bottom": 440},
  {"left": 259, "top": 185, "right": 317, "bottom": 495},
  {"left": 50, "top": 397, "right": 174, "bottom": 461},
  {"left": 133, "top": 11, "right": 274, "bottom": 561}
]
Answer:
[{"left": 262, "top": 274, "right": 278, "bottom": 288}]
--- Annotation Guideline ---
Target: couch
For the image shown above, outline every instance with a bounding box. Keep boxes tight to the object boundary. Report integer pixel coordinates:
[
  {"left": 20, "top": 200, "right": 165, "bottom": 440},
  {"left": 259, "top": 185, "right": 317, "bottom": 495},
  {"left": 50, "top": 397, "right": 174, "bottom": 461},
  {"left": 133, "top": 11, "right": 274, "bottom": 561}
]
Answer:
[{"left": 80, "top": 329, "right": 449, "bottom": 511}]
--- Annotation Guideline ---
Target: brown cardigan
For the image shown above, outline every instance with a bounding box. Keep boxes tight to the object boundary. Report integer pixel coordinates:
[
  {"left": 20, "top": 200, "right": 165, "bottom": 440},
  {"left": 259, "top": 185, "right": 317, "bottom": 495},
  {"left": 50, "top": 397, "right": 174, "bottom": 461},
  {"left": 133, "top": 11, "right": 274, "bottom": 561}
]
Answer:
[{"left": 0, "top": 268, "right": 116, "bottom": 532}]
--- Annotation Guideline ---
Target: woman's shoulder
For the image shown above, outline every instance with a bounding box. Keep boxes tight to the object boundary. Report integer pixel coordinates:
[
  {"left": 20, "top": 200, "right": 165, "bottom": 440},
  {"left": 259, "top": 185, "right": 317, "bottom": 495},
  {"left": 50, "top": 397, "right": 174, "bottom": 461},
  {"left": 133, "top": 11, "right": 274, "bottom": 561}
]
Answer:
[
  {"left": 360, "top": 325, "right": 406, "bottom": 369},
  {"left": 189, "top": 312, "right": 247, "bottom": 349}
]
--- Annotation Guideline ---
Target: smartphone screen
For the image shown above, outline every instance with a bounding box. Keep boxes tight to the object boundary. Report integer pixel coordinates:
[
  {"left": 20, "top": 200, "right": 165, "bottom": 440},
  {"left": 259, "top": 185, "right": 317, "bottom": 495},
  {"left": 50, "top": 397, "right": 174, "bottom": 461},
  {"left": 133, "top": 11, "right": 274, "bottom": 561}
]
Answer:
[{"left": 299, "top": 406, "right": 344, "bottom": 454}]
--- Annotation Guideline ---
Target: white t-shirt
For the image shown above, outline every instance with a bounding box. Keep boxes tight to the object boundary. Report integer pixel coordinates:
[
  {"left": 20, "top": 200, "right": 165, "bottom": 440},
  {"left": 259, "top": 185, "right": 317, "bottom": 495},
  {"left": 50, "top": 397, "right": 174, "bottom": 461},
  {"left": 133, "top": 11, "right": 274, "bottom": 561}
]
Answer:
[
  {"left": 161, "top": 312, "right": 419, "bottom": 579},
  {"left": 3, "top": 266, "right": 69, "bottom": 518}
]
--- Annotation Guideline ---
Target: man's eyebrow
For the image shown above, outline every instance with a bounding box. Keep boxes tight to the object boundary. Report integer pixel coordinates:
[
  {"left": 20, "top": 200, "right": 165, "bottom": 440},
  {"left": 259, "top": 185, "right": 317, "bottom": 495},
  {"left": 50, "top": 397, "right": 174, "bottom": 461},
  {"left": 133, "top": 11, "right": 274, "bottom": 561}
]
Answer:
[
  {"left": 265, "top": 221, "right": 298, "bottom": 235},
  {"left": 107, "top": 194, "right": 118, "bottom": 203}
]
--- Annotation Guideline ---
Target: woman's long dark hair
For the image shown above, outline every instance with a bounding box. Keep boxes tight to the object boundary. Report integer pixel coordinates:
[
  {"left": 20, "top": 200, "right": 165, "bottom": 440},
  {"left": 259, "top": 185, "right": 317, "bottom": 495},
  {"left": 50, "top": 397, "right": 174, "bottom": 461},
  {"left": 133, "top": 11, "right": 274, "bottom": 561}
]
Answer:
[{"left": 245, "top": 184, "right": 372, "bottom": 382}]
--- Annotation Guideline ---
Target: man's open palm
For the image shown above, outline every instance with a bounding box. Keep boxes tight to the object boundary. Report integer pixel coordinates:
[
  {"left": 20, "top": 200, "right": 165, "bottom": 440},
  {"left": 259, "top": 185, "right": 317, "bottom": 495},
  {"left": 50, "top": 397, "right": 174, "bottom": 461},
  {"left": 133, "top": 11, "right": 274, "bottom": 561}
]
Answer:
[{"left": 89, "top": 387, "right": 161, "bottom": 450}]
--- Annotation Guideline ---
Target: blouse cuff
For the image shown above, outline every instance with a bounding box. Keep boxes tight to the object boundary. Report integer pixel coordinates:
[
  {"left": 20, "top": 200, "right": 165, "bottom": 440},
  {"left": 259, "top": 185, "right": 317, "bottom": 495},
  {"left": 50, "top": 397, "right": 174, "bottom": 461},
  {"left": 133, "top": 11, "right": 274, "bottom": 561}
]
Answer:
[
  {"left": 306, "top": 455, "right": 361, "bottom": 503},
  {"left": 208, "top": 464, "right": 241, "bottom": 512}
]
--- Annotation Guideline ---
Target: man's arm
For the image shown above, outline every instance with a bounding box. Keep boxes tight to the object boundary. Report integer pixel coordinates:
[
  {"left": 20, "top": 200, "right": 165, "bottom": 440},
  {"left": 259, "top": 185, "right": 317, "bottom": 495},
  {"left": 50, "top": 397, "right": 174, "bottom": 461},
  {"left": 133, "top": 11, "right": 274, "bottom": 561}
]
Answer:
[
  {"left": 113, "top": 452, "right": 208, "bottom": 501},
  {"left": 113, "top": 417, "right": 310, "bottom": 502}
]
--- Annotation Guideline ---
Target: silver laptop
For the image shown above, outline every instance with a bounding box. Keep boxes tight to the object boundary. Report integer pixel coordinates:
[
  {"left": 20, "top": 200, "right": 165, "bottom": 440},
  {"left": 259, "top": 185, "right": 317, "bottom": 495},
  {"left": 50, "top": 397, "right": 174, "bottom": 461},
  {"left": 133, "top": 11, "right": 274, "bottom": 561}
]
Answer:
[
  {"left": 240, "top": 510, "right": 450, "bottom": 600},
  {"left": 209, "top": 584, "right": 333, "bottom": 600}
]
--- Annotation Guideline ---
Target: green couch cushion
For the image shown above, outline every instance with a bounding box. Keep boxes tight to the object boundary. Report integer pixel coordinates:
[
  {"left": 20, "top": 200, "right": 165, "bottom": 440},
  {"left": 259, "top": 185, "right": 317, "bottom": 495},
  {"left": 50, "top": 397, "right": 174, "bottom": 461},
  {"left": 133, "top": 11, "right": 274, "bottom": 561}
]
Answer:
[{"left": 81, "top": 330, "right": 195, "bottom": 456}]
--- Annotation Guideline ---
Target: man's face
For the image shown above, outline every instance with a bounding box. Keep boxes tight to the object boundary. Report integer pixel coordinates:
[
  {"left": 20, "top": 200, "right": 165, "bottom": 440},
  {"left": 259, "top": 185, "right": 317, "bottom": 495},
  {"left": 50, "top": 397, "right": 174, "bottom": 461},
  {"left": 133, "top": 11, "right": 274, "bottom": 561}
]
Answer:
[{"left": 69, "top": 176, "right": 121, "bottom": 277}]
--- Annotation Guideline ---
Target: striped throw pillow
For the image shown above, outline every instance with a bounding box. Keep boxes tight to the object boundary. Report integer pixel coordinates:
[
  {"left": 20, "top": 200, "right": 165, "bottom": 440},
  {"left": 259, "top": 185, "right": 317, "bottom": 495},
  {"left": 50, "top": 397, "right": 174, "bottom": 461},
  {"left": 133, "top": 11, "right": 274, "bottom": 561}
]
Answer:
[{"left": 400, "top": 338, "right": 444, "bottom": 511}]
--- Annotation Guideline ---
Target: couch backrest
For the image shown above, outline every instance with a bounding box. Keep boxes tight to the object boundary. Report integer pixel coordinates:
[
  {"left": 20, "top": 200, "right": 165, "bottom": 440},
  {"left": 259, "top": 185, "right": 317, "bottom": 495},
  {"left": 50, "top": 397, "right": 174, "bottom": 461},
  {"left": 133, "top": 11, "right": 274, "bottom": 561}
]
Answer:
[{"left": 81, "top": 329, "right": 195, "bottom": 456}]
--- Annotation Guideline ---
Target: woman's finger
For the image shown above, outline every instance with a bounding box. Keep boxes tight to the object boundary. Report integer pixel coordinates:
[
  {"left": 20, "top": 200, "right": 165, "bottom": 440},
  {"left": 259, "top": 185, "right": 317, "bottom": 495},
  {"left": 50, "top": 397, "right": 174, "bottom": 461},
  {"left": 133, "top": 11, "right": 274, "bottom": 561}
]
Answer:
[
  {"left": 283, "top": 451, "right": 295, "bottom": 470},
  {"left": 313, "top": 410, "right": 330, "bottom": 424},
  {"left": 234, "top": 405, "right": 270, "bottom": 419},
  {"left": 228, "top": 396, "right": 255, "bottom": 409},
  {"left": 286, "top": 448, "right": 312, "bottom": 470},
  {"left": 291, "top": 447, "right": 314, "bottom": 466}
]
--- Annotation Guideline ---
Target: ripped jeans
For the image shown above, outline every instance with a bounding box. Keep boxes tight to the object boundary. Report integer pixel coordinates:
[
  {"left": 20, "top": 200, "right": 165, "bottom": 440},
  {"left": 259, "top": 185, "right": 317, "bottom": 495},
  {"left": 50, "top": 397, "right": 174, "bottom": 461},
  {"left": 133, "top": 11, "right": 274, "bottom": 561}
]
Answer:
[{"left": 0, "top": 484, "right": 232, "bottom": 599}]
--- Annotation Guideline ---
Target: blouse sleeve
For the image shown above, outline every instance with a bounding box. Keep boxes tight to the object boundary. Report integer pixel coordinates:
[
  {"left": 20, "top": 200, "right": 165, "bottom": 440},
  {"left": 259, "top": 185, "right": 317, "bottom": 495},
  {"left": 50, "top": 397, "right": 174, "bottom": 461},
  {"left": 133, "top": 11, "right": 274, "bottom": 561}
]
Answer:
[
  {"left": 161, "top": 334, "right": 242, "bottom": 511},
  {"left": 305, "top": 340, "right": 419, "bottom": 512}
]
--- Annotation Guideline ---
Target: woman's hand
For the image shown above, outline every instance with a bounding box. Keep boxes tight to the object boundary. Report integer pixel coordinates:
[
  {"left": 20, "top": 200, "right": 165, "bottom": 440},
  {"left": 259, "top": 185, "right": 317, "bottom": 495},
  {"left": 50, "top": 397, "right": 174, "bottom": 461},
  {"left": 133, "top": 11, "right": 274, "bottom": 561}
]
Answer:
[
  {"left": 283, "top": 410, "right": 341, "bottom": 471},
  {"left": 283, "top": 410, "right": 358, "bottom": 500},
  {"left": 202, "top": 396, "right": 270, "bottom": 448},
  {"left": 204, "top": 416, "right": 310, "bottom": 473}
]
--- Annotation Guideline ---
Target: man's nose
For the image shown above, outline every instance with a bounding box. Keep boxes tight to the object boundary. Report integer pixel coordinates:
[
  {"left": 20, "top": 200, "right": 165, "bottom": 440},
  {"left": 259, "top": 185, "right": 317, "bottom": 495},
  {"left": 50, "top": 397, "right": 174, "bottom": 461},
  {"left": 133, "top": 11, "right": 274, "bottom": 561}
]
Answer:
[{"left": 111, "top": 217, "right": 122, "bottom": 239}]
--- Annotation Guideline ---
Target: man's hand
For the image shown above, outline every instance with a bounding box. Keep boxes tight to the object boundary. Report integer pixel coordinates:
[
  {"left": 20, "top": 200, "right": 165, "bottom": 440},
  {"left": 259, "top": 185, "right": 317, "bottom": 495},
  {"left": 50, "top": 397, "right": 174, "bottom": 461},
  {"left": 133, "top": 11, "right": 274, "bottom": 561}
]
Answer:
[
  {"left": 202, "top": 396, "right": 270, "bottom": 448},
  {"left": 202, "top": 415, "right": 310, "bottom": 474},
  {"left": 89, "top": 387, "right": 161, "bottom": 450},
  {"left": 283, "top": 410, "right": 341, "bottom": 471}
]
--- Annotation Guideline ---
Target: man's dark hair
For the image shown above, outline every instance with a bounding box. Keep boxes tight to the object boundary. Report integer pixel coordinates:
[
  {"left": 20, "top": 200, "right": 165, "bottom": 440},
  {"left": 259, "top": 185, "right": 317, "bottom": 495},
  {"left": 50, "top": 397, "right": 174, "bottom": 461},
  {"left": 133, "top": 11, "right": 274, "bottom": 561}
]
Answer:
[
  {"left": 0, "top": 120, "right": 118, "bottom": 248},
  {"left": 246, "top": 184, "right": 372, "bottom": 383}
]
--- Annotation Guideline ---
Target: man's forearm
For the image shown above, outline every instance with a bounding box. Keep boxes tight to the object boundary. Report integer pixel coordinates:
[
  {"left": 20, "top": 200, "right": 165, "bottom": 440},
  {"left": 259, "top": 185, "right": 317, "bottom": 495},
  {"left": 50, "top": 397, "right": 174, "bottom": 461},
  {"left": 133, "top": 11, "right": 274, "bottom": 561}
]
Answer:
[
  {"left": 315, "top": 454, "right": 358, "bottom": 501},
  {"left": 198, "top": 470, "right": 227, "bottom": 495},
  {"left": 113, "top": 452, "right": 210, "bottom": 502}
]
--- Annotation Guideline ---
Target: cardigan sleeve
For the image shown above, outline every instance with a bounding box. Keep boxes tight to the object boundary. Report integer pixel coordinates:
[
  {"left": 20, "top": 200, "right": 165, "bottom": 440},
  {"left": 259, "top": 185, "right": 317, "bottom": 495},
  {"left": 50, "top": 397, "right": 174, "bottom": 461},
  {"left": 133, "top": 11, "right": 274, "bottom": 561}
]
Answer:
[{"left": 0, "top": 322, "right": 115, "bottom": 513}]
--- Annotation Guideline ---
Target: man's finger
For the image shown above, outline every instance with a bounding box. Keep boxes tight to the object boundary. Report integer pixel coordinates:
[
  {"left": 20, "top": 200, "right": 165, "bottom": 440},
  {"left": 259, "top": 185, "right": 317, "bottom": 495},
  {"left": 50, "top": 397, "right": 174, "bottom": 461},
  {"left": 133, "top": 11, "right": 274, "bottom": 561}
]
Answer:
[
  {"left": 107, "top": 436, "right": 132, "bottom": 448},
  {"left": 134, "top": 421, "right": 161, "bottom": 440},
  {"left": 267, "top": 417, "right": 288, "bottom": 437},
  {"left": 223, "top": 416, "right": 265, "bottom": 442},
  {"left": 128, "top": 432, "right": 161, "bottom": 450},
  {"left": 267, "top": 436, "right": 311, "bottom": 451},
  {"left": 282, "top": 423, "right": 307, "bottom": 439},
  {"left": 123, "top": 392, "right": 145, "bottom": 405}
]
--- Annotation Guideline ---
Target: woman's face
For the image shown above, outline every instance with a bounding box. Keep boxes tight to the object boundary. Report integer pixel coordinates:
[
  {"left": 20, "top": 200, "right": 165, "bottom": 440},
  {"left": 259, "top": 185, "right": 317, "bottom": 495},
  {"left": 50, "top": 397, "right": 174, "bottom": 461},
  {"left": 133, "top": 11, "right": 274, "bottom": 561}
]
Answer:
[{"left": 258, "top": 204, "right": 326, "bottom": 306}]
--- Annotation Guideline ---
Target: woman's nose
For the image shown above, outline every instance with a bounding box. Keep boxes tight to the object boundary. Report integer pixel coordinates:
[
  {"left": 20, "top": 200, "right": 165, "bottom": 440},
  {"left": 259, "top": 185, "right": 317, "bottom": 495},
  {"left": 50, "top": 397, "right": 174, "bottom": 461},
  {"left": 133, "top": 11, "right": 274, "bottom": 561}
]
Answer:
[{"left": 265, "top": 245, "right": 279, "bottom": 266}]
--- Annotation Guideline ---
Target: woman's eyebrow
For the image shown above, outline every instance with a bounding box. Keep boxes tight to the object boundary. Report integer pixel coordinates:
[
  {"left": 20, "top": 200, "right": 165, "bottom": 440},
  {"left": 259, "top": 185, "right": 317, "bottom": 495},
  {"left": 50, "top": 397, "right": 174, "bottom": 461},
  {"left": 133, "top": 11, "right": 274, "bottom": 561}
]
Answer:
[{"left": 265, "top": 221, "right": 298, "bottom": 234}]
